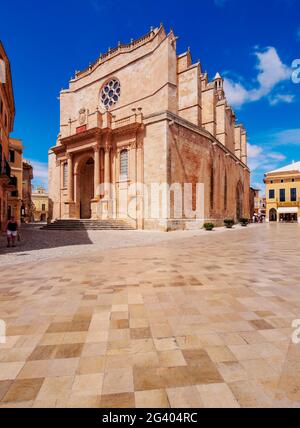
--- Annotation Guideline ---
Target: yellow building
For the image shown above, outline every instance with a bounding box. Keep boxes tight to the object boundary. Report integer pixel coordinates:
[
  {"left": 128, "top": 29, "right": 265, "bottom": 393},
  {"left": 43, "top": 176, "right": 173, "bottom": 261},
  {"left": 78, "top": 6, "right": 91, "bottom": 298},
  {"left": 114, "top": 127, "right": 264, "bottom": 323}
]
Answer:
[
  {"left": 7, "top": 138, "right": 23, "bottom": 222},
  {"left": 265, "top": 161, "right": 300, "bottom": 223},
  {"left": 32, "top": 186, "right": 49, "bottom": 222}
]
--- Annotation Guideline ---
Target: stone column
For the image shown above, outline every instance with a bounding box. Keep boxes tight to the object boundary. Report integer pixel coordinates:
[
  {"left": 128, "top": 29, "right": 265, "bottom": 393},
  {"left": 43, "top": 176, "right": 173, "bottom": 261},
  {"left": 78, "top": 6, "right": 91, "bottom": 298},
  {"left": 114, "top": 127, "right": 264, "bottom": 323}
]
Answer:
[
  {"left": 100, "top": 148, "right": 104, "bottom": 194},
  {"left": 67, "top": 153, "right": 74, "bottom": 202},
  {"left": 136, "top": 137, "right": 144, "bottom": 230},
  {"left": 93, "top": 145, "right": 100, "bottom": 200},
  {"left": 104, "top": 143, "right": 111, "bottom": 199}
]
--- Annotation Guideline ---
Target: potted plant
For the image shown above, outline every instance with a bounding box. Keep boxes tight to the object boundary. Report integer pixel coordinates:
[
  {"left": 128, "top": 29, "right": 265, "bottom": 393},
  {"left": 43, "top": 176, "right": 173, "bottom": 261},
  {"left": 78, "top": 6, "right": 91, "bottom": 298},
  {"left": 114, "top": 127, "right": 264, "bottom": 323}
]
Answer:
[
  {"left": 240, "top": 218, "right": 249, "bottom": 227},
  {"left": 203, "top": 222, "right": 215, "bottom": 231},
  {"left": 224, "top": 218, "right": 234, "bottom": 229}
]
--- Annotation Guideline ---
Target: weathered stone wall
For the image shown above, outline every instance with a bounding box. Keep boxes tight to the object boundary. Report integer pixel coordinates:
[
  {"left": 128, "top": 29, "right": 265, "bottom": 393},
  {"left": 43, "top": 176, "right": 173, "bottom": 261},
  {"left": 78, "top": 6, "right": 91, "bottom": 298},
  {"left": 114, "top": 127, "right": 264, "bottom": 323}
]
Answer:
[{"left": 168, "top": 120, "right": 250, "bottom": 227}]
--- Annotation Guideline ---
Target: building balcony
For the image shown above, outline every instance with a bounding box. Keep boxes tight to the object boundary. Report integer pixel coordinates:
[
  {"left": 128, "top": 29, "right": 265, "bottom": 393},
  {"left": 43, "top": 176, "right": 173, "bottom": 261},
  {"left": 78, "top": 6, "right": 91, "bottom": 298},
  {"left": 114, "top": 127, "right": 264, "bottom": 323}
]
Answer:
[
  {"left": 276, "top": 200, "right": 300, "bottom": 208},
  {"left": 0, "top": 159, "right": 12, "bottom": 184}
]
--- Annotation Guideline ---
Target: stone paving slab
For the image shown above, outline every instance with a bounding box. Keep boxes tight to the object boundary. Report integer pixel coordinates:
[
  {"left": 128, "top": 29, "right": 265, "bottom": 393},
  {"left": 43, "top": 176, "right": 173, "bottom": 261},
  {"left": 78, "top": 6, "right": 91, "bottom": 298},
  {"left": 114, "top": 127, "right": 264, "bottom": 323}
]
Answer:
[
  {"left": 0, "top": 224, "right": 300, "bottom": 408},
  {"left": 0, "top": 223, "right": 249, "bottom": 267}
]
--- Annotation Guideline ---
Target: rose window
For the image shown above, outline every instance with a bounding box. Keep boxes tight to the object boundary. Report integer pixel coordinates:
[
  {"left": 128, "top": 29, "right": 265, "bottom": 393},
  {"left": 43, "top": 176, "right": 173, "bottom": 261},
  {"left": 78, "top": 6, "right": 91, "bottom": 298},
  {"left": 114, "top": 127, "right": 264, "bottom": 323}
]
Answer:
[{"left": 100, "top": 79, "right": 121, "bottom": 109}]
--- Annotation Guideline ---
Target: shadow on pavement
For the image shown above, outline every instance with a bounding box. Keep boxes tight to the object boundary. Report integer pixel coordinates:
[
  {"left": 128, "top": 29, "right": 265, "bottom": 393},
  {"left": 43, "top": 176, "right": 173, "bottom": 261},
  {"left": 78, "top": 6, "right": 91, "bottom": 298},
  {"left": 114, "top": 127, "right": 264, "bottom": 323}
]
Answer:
[{"left": 0, "top": 223, "right": 93, "bottom": 255}]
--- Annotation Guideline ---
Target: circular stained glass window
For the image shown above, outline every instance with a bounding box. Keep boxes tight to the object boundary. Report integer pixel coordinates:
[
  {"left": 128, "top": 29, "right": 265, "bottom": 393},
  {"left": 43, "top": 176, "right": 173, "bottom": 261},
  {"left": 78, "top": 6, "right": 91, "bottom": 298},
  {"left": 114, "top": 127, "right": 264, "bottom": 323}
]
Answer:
[{"left": 100, "top": 79, "right": 121, "bottom": 109}]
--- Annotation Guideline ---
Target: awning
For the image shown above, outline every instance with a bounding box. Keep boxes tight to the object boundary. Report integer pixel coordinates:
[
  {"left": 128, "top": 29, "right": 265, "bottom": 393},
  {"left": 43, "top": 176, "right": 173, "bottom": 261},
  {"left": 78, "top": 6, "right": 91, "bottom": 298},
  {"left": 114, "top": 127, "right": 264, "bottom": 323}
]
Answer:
[{"left": 277, "top": 207, "right": 299, "bottom": 214}]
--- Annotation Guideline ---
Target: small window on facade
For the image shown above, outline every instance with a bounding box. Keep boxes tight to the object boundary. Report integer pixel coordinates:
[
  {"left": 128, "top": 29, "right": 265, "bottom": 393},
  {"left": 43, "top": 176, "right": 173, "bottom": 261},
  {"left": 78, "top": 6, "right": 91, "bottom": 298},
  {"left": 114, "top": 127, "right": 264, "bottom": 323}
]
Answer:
[
  {"left": 9, "top": 150, "right": 15, "bottom": 163},
  {"left": 280, "top": 189, "right": 285, "bottom": 202},
  {"left": 281, "top": 179, "right": 284, "bottom": 183},
  {"left": 63, "top": 162, "right": 68, "bottom": 188},
  {"left": 269, "top": 189, "right": 275, "bottom": 199},
  {"left": 42, "top": 204, "right": 46, "bottom": 211},
  {"left": 292, "top": 178, "right": 295, "bottom": 183},
  {"left": 120, "top": 150, "right": 128, "bottom": 180},
  {"left": 270, "top": 180, "right": 273, "bottom": 184},
  {"left": 291, "top": 188, "right": 297, "bottom": 202}
]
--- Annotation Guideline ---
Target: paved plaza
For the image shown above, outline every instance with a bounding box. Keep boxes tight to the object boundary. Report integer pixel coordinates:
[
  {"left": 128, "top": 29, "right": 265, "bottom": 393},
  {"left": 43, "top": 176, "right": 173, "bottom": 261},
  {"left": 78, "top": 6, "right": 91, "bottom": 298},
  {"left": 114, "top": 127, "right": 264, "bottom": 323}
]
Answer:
[{"left": 0, "top": 224, "right": 300, "bottom": 408}]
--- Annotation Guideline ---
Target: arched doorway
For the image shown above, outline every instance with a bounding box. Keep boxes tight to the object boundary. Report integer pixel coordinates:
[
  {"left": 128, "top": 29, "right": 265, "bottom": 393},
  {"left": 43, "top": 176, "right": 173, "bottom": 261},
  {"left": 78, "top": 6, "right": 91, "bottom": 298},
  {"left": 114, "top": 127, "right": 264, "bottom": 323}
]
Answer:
[
  {"left": 236, "top": 181, "right": 244, "bottom": 221},
  {"left": 80, "top": 158, "right": 94, "bottom": 219},
  {"left": 269, "top": 208, "right": 277, "bottom": 222}
]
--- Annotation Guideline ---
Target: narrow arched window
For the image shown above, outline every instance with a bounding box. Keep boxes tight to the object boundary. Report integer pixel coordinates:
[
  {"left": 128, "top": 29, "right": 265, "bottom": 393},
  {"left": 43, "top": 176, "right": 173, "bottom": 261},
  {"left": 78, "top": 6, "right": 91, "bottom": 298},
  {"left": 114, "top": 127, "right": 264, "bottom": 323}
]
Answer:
[
  {"left": 210, "top": 164, "right": 214, "bottom": 210},
  {"left": 63, "top": 162, "right": 68, "bottom": 188},
  {"left": 224, "top": 173, "right": 228, "bottom": 211},
  {"left": 120, "top": 150, "right": 128, "bottom": 181}
]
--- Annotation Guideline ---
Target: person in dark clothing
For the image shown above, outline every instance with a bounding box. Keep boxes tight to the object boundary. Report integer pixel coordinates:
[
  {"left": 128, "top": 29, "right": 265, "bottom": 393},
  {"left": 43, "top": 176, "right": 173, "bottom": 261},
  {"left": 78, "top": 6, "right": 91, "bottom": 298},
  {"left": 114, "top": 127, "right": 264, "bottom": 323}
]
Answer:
[{"left": 5, "top": 216, "right": 19, "bottom": 248}]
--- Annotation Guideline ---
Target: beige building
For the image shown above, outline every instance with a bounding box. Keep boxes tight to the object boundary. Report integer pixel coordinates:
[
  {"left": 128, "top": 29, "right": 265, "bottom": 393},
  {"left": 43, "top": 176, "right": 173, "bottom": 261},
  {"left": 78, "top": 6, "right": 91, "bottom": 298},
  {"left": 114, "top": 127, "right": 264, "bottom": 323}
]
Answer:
[
  {"left": 32, "top": 186, "right": 48, "bottom": 222},
  {"left": 265, "top": 161, "right": 300, "bottom": 223},
  {"left": 250, "top": 188, "right": 266, "bottom": 221},
  {"left": 22, "top": 160, "right": 34, "bottom": 223},
  {"left": 49, "top": 25, "right": 250, "bottom": 230},
  {"left": 7, "top": 138, "right": 23, "bottom": 222}
]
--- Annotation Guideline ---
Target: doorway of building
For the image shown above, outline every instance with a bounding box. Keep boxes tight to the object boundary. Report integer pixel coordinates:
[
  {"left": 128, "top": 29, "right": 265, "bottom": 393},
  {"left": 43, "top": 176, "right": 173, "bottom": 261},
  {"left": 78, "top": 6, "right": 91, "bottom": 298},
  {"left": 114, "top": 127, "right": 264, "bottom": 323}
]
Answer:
[
  {"left": 269, "top": 208, "right": 277, "bottom": 222},
  {"left": 80, "top": 158, "right": 94, "bottom": 219}
]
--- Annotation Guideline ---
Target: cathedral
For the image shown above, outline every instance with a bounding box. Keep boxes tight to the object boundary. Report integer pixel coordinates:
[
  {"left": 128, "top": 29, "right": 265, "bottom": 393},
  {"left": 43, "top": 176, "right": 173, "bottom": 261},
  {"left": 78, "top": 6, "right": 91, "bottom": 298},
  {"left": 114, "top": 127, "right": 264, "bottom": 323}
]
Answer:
[{"left": 48, "top": 25, "right": 250, "bottom": 231}]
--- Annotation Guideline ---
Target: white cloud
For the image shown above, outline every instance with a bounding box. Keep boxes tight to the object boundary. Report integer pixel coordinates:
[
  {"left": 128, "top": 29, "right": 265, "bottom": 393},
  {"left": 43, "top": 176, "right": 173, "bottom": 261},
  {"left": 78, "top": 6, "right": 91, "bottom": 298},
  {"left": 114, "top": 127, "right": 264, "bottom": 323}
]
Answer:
[
  {"left": 27, "top": 159, "right": 48, "bottom": 188},
  {"left": 247, "top": 144, "right": 263, "bottom": 158},
  {"left": 269, "top": 93, "right": 295, "bottom": 105},
  {"left": 224, "top": 47, "right": 293, "bottom": 108},
  {"left": 223, "top": 79, "right": 249, "bottom": 108},
  {"left": 266, "top": 128, "right": 300, "bottom": 147},
  {"left": 247, "top": 143, "right": 286, "bottom": 173}
]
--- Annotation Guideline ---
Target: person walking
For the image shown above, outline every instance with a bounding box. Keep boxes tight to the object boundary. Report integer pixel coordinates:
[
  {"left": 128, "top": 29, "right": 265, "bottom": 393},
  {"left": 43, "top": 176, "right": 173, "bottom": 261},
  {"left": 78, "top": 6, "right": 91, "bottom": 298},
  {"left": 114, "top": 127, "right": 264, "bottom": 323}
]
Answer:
[{"left": 5, "top": 216, "right": 19, "bottom": 248}]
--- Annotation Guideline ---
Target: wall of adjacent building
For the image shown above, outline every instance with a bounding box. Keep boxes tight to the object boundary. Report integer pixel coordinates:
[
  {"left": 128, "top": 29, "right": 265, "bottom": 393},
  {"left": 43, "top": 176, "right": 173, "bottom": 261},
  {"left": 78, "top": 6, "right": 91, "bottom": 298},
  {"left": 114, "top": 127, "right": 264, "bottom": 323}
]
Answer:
[
  {"left": 0, "top": 42, "right": 15, "bottom": 230},
  {"left": 7, "top": 138, "right": 23, "bottom": 222}
]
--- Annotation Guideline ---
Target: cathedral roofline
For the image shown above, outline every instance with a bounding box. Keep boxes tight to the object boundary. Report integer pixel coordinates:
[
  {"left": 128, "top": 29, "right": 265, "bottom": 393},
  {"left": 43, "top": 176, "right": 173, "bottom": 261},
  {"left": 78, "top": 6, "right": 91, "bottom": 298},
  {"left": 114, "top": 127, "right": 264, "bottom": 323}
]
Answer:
[{"left": 74, "top": 24, "right": 167, "bottom": 81}]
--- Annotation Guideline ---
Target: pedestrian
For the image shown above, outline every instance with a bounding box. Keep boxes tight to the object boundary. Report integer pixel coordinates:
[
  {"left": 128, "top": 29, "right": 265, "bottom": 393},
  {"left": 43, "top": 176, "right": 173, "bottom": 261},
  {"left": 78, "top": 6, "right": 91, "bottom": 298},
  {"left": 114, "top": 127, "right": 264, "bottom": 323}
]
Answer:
[{"left": 5, "top": 216, "right": 19, "bottom": 248}]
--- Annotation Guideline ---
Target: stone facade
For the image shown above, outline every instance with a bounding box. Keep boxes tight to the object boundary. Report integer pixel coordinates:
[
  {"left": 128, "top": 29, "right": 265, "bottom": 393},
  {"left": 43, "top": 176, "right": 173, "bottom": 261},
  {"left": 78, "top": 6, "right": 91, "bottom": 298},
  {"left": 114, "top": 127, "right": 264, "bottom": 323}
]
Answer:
[
  {"left": 49, "top": 25, "right": 250, "bottom": 230},
  {"left": 0, "top": 41, "right": 15, "bottom": 230}
]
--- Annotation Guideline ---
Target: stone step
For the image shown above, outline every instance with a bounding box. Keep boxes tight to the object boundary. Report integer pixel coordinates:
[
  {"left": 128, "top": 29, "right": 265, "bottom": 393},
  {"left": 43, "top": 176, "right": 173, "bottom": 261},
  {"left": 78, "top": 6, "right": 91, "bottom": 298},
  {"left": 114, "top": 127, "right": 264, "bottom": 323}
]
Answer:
[{"left": 42, "top": 219, "right": 135, "bottom": 231}]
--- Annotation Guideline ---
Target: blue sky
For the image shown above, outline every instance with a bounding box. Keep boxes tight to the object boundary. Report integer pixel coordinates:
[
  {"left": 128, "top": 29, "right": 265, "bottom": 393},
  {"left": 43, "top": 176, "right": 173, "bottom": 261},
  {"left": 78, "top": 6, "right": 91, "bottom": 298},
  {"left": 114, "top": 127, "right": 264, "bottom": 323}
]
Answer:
[{"left": 1, "top": 0, "right": 300, "bottom": 191}]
